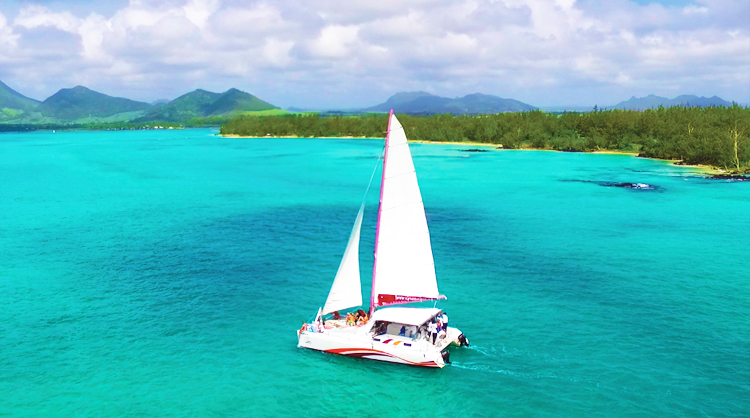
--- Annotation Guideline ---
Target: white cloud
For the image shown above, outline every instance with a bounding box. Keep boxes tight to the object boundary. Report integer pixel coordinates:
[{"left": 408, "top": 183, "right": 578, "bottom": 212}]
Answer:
[
  {"left": 213, "top": 4, "right": 287, "bottom": 35},
  {"left": 0, "top": 12, "right": 19, "bottom": 50},
  {"left": 263, "top": 38, "right": 295, "bottom": 67},
  {"left": 0, "top": 0, "right": 747, "bottom": 107},
  {"left": 14, "top": 5, "right": 113, "bottom": 62},
  {"left": 183, "top": 0, "right": 220, "bottom": 29},
  {"left": 309, "top": 25, "right": 360, "bottom": 58},
  {"left": 14, "top": 5, "right": 80, "bottom": 32},
  {"left": 683, "top": 5, "right": 709, "bottom": 14}
]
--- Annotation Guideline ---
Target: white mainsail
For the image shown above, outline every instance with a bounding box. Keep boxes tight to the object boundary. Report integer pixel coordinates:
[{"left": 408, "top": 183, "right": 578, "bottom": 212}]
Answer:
[
  {"left": 322, "top": 204, "right": 364, "bottom": 315},
  {"left": 371, "top": 112, "right": 442, "bottom": 309}
]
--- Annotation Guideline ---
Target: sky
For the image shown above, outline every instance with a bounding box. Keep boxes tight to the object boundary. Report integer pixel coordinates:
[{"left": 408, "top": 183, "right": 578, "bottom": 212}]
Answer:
[{"left": 0, "top": 0, "right": 748, "bottom": 109}]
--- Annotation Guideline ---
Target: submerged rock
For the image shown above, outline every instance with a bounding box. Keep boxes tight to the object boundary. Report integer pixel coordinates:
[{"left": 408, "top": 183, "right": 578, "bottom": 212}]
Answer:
[
  {"left": 600, "top": 181, "right": 659, "bottom": 190},
  {"left": 461, "top": 148, "right": 489, "bottom": 153},
  {"left": 705, "top": 174, "right": 749, "bottom": 181},
  {"left": 561, "top": 179, "right": 662, "bottom": 191}
]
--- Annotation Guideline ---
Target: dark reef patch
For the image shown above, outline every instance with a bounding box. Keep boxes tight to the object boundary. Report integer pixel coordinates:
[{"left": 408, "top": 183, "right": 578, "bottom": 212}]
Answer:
[
  {"left": 562, "top": 179, "right": 663, "bottom": 191},
  {"left": 704, "top": 174, "right": 749, "bottom": 182}
]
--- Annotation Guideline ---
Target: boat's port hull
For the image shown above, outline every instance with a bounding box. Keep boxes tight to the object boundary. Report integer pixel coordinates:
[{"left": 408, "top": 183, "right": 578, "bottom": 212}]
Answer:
[
  {"left": 297, "top": 326, "right": 464, "bottom": 368},
  {"left": 324, "top": 347, "right": 442, "bottom": 367}
]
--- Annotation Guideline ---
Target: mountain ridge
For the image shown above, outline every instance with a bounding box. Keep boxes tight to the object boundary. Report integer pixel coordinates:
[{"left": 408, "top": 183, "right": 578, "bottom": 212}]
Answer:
[
  {"left": 203, "top": 88, "right": 278, "bottom": 115},
  {"left": 0, "top": 80, "right": 280, "bottom": 124},
  {"left": 134, "top": 88, "right": 278, "bottom": 122},
  {"left": 364, "top": 92, "right": 537, "bottom": 114},
  {"left": 1, "top": 80, "right": 41, "bottom": 119},
  {"left": 0, "top": 77, "right": 739, "bottom": 125},
  {"left": 613, "top": 94, "right": 733, "bottom": 110},
  {"left": 37, "top": 86, "right": 152, "bottom": 120}
]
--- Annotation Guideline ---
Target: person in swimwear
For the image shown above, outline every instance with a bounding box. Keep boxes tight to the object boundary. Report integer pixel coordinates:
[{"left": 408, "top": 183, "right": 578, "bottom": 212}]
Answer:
[{"left": 356, "top": 309, "right": 368, "bottom": 323}]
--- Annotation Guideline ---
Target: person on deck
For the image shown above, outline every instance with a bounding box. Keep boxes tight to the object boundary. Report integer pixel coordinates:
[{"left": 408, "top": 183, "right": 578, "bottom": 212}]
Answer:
[
  {"left": 441, "top": 312, "right": 448, "bottom": 331},
  {"left": 428, "top": 320, "right": 438, "bottom": 344},
  {"left": 408, "top": 325, "right": 418, "bottom": 340},
  {"left": 346, "top": 313, "right": 355, "bottom": 326},
  {"left": 332, "top": 311, "right": 342, "bottom": 320},
  {"left": 356, "top": 309, "right": 368, "bottom": 323}
]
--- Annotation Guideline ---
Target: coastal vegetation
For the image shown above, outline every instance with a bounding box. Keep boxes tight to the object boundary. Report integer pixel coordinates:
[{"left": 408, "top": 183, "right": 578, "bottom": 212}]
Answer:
[
  {"left": 0, "top": 121, "right": 201, "bottom": 132},
  {"left": 220, "top": 106, "right": 750, "bottom": 173}
]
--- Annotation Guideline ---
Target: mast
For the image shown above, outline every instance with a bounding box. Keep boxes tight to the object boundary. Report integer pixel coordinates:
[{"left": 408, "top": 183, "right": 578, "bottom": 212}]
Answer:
[{"left": 370, "top": 109, "right": 394, "bottom": 317}]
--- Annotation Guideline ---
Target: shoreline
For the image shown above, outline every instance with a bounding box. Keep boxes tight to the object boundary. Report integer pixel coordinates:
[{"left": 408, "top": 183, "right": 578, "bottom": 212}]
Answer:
[
  {"left": 220, "top": 134, "right": 373, "bottom": 139},
  {"left": 218, "top": 134, "right": 731, "bottom": 175}
]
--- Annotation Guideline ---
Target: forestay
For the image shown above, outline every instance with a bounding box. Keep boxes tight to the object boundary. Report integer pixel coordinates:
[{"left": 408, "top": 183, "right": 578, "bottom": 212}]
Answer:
[
  {"left": 371, "top": 113, "right": 443, "bottom": 308},
  {"left": 322, "top": 204, "right": 364, "bottom": 315}
]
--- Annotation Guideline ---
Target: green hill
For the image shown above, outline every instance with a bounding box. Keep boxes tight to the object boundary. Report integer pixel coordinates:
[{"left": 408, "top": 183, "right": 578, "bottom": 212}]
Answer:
[
  {"left": 364, "top": 92, "right": 536, "bottom": 114},
  {"left": 37, "top": 86, "right": 151, "bottom": 120},
  {"left": 135, "top": 88, "right": 277, "bottom": 122},
  {"left": 135, "top": 89, "right": 222, "bottom": 122},
  {"left": 203, "top": 88, "right": 277, "bottom": 115},
  {"left": 0, "top": 80, "right": 41, "bottom": 120}
]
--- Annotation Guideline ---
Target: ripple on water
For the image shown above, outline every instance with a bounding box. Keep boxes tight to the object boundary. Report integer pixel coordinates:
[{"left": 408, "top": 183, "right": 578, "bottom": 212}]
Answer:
[{"left": 1, "top": 130, "right": 748, "bottom": 417}]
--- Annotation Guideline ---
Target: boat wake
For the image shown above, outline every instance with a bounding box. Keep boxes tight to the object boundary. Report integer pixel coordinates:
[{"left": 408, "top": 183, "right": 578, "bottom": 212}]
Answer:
[
  {"left": 450, "top": 361, "right": 517, "bottom": 375},
  {"left": 450, "top": 362, "right": 567, "bottom": 381},
  {"left": 450, "top": 345, "right": 584, "bottom": 383},
  {"left": 463, "top": 344, "right": 496, "bottom": 357}
]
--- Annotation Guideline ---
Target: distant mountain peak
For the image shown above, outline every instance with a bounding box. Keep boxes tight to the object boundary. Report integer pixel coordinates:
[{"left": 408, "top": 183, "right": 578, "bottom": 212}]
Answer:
[
  {"left": 37, "top": 85, "right": 151, "bottom": 120},
  {"left": 203, "top": 88, "right": 277, "bottom": 116},
  {"left": 614, "top": 94, "right": 732, "bottom": 110},
  {"left": 134, "top": 87, "right": 277, "bottom": 122},
  {"left": 0, "top": 79, "right": 41, "bottom": 118},
  {"left": 364, "top": 91, "right": 536, "bottom": 114}
]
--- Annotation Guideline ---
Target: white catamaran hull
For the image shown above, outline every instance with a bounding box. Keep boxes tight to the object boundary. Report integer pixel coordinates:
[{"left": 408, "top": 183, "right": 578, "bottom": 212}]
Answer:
[{"left": 297, "top": 326, "right": 464, "bottom": 368}]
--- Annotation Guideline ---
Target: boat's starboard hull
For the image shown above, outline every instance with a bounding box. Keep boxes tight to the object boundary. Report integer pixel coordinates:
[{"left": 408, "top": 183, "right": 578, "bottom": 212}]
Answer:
[
  {"left": 297, "top": 326, "right": 464, "bottom": 368},
  {"left": 324, "top": 347, "right": 442, "bottom": 367}
]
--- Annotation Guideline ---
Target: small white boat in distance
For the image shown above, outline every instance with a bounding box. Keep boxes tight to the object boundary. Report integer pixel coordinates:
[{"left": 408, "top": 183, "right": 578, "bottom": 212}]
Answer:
[{"left": 297, "top": 110, "right": 469, "bottom": 368}]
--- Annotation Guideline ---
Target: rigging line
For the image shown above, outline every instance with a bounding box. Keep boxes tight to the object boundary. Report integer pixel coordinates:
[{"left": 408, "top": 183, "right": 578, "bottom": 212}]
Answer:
[{"left": 359, "top": 146, "right": 385, "bottom": 207}]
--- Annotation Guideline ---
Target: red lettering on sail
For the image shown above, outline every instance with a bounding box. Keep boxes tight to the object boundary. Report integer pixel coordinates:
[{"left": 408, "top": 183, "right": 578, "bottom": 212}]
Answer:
[{"left": 376, "top": 294, "right": 446, "bottom": 307}]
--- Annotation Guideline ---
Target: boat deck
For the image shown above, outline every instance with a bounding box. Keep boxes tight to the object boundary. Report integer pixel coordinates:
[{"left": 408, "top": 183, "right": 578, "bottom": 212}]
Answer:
[{"left": 371, "top": 327, "right": 461, "bottom": 351}]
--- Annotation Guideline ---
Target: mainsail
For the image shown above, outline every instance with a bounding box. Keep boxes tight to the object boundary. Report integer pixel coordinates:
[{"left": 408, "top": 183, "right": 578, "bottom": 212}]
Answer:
[
  {"left": 370, "top": 112, "right": 443, "bottom": 310},
  {"left": 322, "top": 204, "right": 365, "bottom": 315}
]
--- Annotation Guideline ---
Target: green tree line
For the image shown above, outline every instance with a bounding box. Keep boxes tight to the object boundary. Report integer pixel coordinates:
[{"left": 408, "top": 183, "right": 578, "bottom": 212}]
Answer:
[
  {"left": 221, "top": 106, "right": 750, "bottom": 172},
  {"left": 0, "top": 117, "right": 227, "bottom": 133}
]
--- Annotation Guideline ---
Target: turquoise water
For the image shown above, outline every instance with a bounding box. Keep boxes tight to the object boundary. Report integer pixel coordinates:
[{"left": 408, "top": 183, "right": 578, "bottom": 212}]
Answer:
[{"left": 1, "top": 129, "right": 748, "bottom": 417}]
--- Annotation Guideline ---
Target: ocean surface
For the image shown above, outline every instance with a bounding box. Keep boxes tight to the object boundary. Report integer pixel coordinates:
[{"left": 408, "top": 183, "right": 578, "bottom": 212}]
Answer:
[{"left": 1, "top": 128, "right": 748, "bottom": 417}]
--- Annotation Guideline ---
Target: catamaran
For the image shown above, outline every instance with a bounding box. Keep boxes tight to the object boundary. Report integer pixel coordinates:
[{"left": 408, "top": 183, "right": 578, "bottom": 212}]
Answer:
[{"left": 296, "top": 110, "right": 469, "bottom": 368}]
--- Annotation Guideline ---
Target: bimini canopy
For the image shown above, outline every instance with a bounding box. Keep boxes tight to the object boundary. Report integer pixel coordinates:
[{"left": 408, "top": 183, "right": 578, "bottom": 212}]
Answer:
[{"left": 369, "top": 307, "right": 441, "bottom": 326}]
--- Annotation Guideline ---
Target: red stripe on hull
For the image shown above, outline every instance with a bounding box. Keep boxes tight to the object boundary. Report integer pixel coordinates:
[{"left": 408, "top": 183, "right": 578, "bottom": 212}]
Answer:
[{"left": 324, "top": 348, "right": 440, "bottom": 368}]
